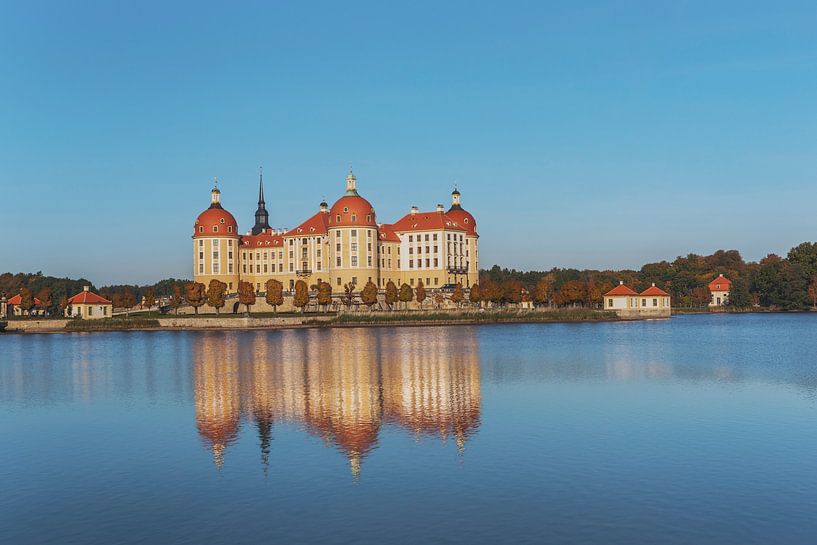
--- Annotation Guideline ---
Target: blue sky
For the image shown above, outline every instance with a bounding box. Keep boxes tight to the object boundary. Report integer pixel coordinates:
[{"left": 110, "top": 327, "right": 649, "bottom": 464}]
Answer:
[{"left": 2, "top": 1, "right": 816, "bottom": 284}]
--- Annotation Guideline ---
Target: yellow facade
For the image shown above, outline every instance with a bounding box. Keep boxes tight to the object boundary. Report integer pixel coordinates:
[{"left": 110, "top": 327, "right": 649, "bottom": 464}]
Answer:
[{"left": 193, "top": 173, "right": 480, "bottom": 294}]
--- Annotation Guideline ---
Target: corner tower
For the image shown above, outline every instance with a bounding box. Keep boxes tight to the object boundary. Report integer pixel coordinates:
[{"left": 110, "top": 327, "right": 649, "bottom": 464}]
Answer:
[{"left": 193, "top": 178, "right": 241, "bottom": 293}]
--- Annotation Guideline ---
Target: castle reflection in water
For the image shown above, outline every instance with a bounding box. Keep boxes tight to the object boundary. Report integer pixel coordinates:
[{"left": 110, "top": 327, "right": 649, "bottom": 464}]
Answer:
[{"left": 193, "top": 328, "right": 481, "bottom": 475}]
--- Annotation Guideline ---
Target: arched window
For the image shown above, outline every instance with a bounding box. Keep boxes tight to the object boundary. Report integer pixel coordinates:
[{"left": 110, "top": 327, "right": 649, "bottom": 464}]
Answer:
[
  {"left": 227, "top": 226, "right": 233, "bottom": 233},
  {"left": 336, "top": 214, "right": 341, "bottom": 222},
  {"left": 213, "top": 226, "right": 218, "bottom": 233},
  {"left": 198, "top": 226, "right": 203, "bottom": 233}
]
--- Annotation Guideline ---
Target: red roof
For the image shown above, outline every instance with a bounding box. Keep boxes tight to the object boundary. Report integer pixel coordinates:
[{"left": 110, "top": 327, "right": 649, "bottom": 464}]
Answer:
[
  {"left": 391, "top": 211, "right": 466, "bottom": 233},
  {"left": 6, "top": 294, "right": 43, "bottom": 306},
  {"left": 640, "top": 284, "right": 669, "bottom": 296},
  {"left": 328, "top": 195, "right": 377, "bottom": 227},
  {"left": 378, "top": 223, "right": 401, "bottom": 242},
  {"left": 708, "top": 275, "right": 732, "bottom": 291},
  {"left": 285, "top": 210, "right": 330, "bottom": 237},
  {"left": 605, "top": 283, "right": 639, "bottom": 296},
  {"left": 67, "top": 290, "right": 112, "bottom": 305},
  {"left": 241, "top": 232, "right": 285, "bottom": 249},
  {"left": 194, "top": 206, "right": 239, "bottom": 238},
  {"left": 445, "top": 207, "right": 478, "bottom": 236}
]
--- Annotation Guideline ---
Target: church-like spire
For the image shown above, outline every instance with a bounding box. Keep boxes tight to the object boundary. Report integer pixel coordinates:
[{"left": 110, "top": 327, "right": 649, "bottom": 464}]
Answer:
[
  {"left": 209, "top": 177, "right": 222, "bottom": 208},
  {"left": 252, "top": 167, "right": 271, "bottom": 235}
]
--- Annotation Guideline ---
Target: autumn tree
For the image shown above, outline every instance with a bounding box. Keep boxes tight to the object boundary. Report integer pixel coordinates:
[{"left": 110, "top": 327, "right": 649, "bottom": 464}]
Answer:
[
  {"left": 469, "top": 283, "right": 481, "bottom": 307},
  {"left": 690, "top": 287, "right": 710, "bottom": 308},
  {"left": 480, "top": 278, "right": 501, "bottom": 307},
  {"left": 361, "top": 281, "right": 379, "bottom": 310},
  {"left": 122, "top": 289, "right": 136, "bottom": 316},
  {"left": 342, "top": 282, "right": 356, "bottom": 309},
  {"left": 293, "top": 280, "right": 309, "bottom": 313},
  {"left": 434, "top": 293, "right": 444, "bottom": 309},
  {"left": 555, "top": 280, "right": 585, "bottom": 307},
  {"left": 206, "top": 279, "right": 227, "bottom": 314},
  {"left": 809, "top": 276, "right": 817, "bottom": 308},
  {"left": 317, "top": 281, "right": 333, "bottom": 312},
  {"left": 143, "top": 288, "right": 156, "bottom": 310},
  {"left": 58, "top": 295, "right": 69, "bottom": 315},
  {"left": 584, "top": 280, "right": 604, "bottom": 309},
  {"left": 265, "top": 279, "right": 284, "bottom": 313},
  {"left": 238, "top": 281, "right": 256, "bottom": 315},
  {"left": 171, "top": 285, "right": 183, "bottom": 314},
  {"left": 451, "top": 283, "right": 464, "bottom": 306},
  {"left": 399, "top": 283, "right": 413, "bottom": 309},
  {"left": 384, "top": 280, "right": 398, "bottom": 310},
  {"left": 19, "top": 287, "right": 35, "bottom": 317},
  {"left": 37, "top": 287, "right": 53, "bottom": 316},
  {"left": 186, "top": 282, "right": 206, "bottom": 315},
  {"left": 534, "top": 276, "right": 553, "bottom": 307},
  {"left": 415, "top": 280, "right": 426, "bottom": 309},
  {"left": 502, "top": 279, "right": 523, "bottom": 305}
]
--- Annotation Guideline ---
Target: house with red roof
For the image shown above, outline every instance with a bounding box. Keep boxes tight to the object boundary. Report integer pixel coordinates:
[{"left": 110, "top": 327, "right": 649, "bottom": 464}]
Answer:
[
  {"left": 707, "top": 274, "right": 731, "bottom": 307},
  {"left": 6, "top": 293, "right": 45, "bottom": 317},
  {"left": 65, "top": 286, "right": 113, "bottom": 319},
  {"left": 603, "top": 281, "right": 671, "bottom": 318}
]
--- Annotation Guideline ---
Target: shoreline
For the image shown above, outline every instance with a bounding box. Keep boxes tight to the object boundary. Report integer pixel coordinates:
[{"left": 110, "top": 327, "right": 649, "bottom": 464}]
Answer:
[{"left": 1, "top": 309, "right": 632, "bottom": 334}]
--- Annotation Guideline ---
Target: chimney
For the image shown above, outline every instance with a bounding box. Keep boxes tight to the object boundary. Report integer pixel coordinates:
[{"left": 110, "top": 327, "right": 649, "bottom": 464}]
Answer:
[
  {"left": 651, "top": 283, "right": 656, "bottom": 287},
  {"left": 410, "top": 206, "right": 418, "bottom": 215},
  {"left": 719, "top": 273, "right": 724, "bottom": 277},
  {"left": 83, "top": 286, "right": 90, "bottom": 292},
  {"left": 436, "top": 203, "right": 444, "bottom": 212},
  {"left": 619, "top": 280, "right": 624, "bottom": 285}
]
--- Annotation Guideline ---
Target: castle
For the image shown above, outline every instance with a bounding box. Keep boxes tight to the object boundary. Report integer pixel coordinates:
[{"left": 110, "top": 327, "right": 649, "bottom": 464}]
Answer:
[{"left": 192, "top": 170, "right": 479, "bottom": 293}]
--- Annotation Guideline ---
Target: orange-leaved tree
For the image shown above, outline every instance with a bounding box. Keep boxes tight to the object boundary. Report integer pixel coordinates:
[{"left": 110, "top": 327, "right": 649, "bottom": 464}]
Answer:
[
  {"left": 468, "top": 283, "right": 481, "bottom": 307},
  {"left": 317, "top": 281, "right": 333, "bottom": 312},
  {"left": 451, "top": 283, "right": 464, "bottom": 307},
  {"left": 206, "top": 279, "right": 227, "bottom": 314},
  {"left": 186, "top": 282, "right": 206, "bottom": 314},
  {"left": 384, "top": 280, "right": 398, "bottom": 310},
  {"left": 398, "top": 283, "right": 413, "bottom": 310},
  {"left": 265, "top": 279, "right": 284, "bottom": 312},
  {"left": 293, "top": 280, "right": 309, "bottom": 313},
  {"left": 238, "top": 281, "right": 256, "bottom": 315},
  {"left": 415, "top": 280, "right": 426, "bottom": 309},
  {"left": 361, "top": 281, "right": 378, "bottom": 310}
]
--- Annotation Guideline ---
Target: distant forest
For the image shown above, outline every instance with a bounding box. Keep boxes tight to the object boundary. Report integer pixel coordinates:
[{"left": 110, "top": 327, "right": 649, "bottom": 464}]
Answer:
[{"left": 3, "top": 241, "right": 817, "bottom": 314}]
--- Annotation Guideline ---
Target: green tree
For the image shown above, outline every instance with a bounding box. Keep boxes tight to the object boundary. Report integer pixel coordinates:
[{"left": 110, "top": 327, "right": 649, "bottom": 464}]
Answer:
[
  {"left": 787, "top": 242, "right": 817, "bottom": 279},
  {"left": 399, "top": 283, "right": 413, "bottom": 309},
  {"left": 468, "top": 283, "right": 481, "bottom": 307},
  {"left": 206, "top": 279, "right": 227, "bottom": 314},
  {"left": 186, "top": 282, "right": 206, "bottom": 315},
  {"left": 361, "top": 281, "right": 378, "bottom": 310},
  {"left": 238, "top": 281, "right": 256, "bottom": 315},
  {"left": 451, "top": 283, "right": 464, "bottom": 307},
  {"left": 317, "top": 281, "right": 333, "bottom": 311},
  {"left": 265, "top": 279, "right": 284, "bottom": 312},
  {"left": 415, "top": 280, "right": 426, "bottom": 309},
  {"left": 384, "top": 280, "right": 398, "bottom": 310},
  {"left": 293, "top": 280, "right": 309, "bottom": 313},
  {"left": 727, "top": 276, "right": 752, "bottom": 308}
]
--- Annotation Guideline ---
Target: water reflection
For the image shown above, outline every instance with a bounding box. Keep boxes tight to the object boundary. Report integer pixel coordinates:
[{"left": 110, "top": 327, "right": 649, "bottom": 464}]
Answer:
[{"left": 193, "top": 329, "right": 481, "bottom": 475}]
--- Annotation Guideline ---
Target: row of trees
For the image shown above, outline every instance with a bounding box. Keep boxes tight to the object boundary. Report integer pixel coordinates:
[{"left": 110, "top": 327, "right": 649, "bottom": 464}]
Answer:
[{"left": 480, "top": 242, "right": 817, "bottom": 310}]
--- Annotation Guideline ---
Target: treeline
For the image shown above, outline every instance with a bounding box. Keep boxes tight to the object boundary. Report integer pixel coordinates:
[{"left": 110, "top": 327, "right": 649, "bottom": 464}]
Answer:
[
  {"left": 0, "top": 272, "right": 190, "bottom": 316},
  {"left": 481, "top": 242, "right": 817, "bottom": 310}
]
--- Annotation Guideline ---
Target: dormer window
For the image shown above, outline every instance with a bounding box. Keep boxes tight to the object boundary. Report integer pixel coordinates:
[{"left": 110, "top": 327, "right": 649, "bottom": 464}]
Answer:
[
  {"left": 464, "top": 218, "right": 469, "bottom": 223},
  {"left": 220, "top": 218, "right": 225, "bottom": 224},
  {"left": 336, "top": 214, "right": 341, "bottom": 222},
  {"left": 344, "top": 207, "right": 349, "bottom": 213},
  {"left": 198, "top": 226, "right": 204, "bottom": 233},
  {"left": 227, "top": 226, "right": 233, "bottom": 233},
  {"left": 213, "top": 226, "right": 218, "bottom": 233},
  {"left": 351, "top": 214, "right": 357, "bottom": 222},
  {"left": 366, "top": 214, "right": 371, "bottom": 222}
]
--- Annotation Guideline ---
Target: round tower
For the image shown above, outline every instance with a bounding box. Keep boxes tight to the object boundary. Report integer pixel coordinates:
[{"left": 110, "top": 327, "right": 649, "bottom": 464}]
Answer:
[
  {"left": 327, "top": 168, "right": 380, "bottom": 289},
  {"left": 192, "top": 178, "right": 241, "bottom": 293}
]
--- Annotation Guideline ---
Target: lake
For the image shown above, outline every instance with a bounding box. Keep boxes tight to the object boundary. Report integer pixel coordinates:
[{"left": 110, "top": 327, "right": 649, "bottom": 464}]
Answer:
[{"left": 3, "top": 314, "right": 817, "bottom": 544}]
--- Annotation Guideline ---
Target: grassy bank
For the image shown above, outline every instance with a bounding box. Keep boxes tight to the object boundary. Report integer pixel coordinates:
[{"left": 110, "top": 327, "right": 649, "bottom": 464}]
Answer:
[
  {"left": 323, "top": 308, "right": 618, "bottom": 326},
  {"left": 64, "top": 317, "right": 161, "bottom": 331}
]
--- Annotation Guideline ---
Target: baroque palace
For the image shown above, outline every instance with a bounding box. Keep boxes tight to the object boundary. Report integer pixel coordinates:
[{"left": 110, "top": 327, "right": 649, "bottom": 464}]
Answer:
[{"left": 193, "top": 169, "right": 479, "bottom": 293}]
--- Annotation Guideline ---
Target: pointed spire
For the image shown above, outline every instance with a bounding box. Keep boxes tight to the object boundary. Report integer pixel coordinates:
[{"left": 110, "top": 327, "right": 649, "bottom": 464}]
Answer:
[
  {"left": 345, "top": 164, "right": 358, "bottom": 196},
  {"left": 258, "top": 166, "right": 265, "bottom": 204}
]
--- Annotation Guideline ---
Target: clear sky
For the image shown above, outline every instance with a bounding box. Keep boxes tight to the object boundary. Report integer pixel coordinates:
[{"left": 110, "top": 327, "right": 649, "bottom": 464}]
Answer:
[{"left": 2, "top": 1, "right": 816, "bottom": 285}]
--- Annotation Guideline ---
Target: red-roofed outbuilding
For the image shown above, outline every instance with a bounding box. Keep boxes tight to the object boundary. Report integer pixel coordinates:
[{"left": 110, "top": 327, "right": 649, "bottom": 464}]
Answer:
[{"left": 65, "top": 287, "right": 113, "bottom": 319}]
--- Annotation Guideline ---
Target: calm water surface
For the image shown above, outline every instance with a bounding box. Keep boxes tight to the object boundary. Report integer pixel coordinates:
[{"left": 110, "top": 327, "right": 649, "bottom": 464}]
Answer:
[{"left": 3, "top": 314, "right": 817, "bottom": 544}]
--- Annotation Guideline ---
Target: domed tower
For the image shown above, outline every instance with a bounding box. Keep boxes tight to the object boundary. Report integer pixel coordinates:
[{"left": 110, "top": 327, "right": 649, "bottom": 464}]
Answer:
[
  {"left": 445, "top": 186, "right": 479, "bottom": 287},
  {"left": 327, "top": 168, "right": 380, "bottom": 289},
  {"left": 192, "top": 179, "right": 241, "bottom": 293}
]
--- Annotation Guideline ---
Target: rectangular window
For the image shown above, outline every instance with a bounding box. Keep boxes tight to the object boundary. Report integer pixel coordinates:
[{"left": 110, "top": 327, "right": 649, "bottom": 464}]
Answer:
[
  {"left": 367, "top": 256, "right": 372, "bottom": 266},
  {"left": 425, "top": 234, "right": 429, "bottom": 241},
  {"left": 351, "top": 242, "right": 358, "bottom": 252},
  {"left": 434, "top": 278, "right": 438, "bottom": 286},
  {"left": 653, "top": 298, "right": 658, "bottom": 307},
  {"left": 88, "top": 306, "right": 93, "bottom": 316},
  {"left": 289, "top": 264, "right": 294, "bottom": 272},
  {"left": 351, "top": 229, "right": 357, "bottom": 237},
  {"left": 409, "top": 235, "right": 413, "bottom": 242},
  {"left": 608, "top": 299, "right": 613, "bottom": 307},
  {"left": 434, "top": 258, "right": 438, "bottom": 267},
  {"left": 351, "top": 256, "right": 358, "bottom": 267},
  {"left": 337, "top": 277, "right": 342, "bottom": 286},
  {"left": 336, "top": 257, "right": 342, "bottom": 267},
  {"left": 409, "top": 259, "right": 413, "bottom": 268}
]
